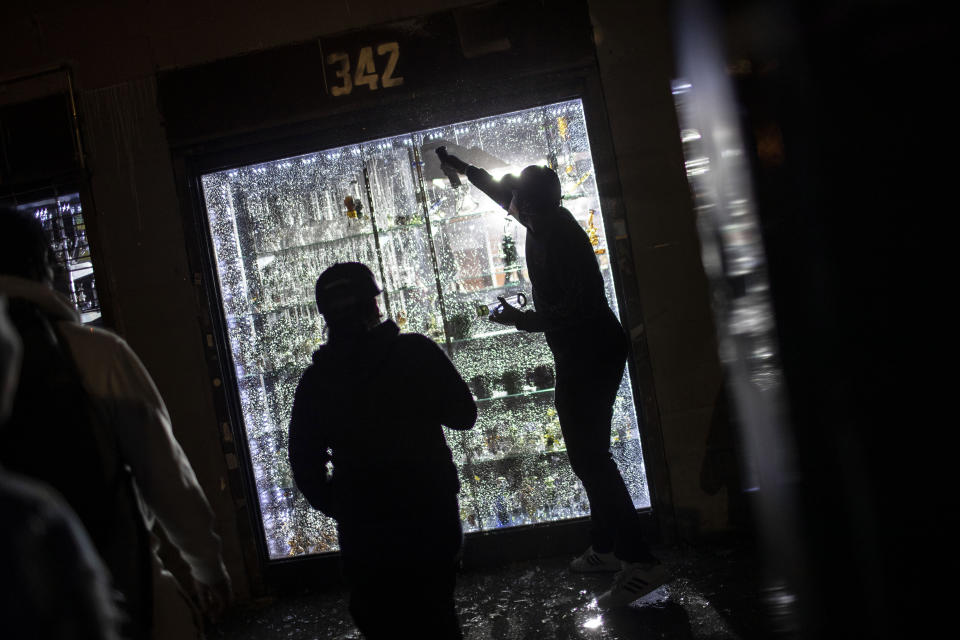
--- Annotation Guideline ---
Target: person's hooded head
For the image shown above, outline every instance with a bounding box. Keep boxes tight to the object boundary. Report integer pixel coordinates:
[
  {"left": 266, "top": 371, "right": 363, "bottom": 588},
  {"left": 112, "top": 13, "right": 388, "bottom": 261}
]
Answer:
[
  {"left": 315, "top": 262, "right": 383, "bottom": 342},
  {"left": 507, "top": 165, "right": 562, "bottom": 227},
  {"left": 0, "top": 209, "right": 56, "bottom": 284}
]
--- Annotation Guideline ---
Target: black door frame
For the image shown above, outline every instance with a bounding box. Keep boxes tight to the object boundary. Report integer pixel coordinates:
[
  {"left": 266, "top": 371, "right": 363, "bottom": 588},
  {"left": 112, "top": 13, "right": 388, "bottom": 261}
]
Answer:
[{"left": 169, "top": 44, "right": 672, "bottom": 593}]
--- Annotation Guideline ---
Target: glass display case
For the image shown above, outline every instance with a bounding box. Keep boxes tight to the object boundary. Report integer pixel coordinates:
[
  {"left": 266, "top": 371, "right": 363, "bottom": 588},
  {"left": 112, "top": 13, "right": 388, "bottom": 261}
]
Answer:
[
  {"left": 12, "top": 192, "right": 101, "bottom": 324},
  {"left": 200, "top": 99, "right": 650, "bottom": 559}
]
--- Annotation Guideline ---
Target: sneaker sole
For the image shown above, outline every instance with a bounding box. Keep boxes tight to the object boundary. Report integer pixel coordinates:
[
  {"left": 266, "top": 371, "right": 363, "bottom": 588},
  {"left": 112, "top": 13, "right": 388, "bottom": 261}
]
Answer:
[
  {"left": 597, "top": 573, "right": 668, "bottom": 608},
  {"left": 570, "top": 555, "right": 620, "bottom": 573},
  {"left": 570, "top": 563, "right": 620, "bottom": 573}
]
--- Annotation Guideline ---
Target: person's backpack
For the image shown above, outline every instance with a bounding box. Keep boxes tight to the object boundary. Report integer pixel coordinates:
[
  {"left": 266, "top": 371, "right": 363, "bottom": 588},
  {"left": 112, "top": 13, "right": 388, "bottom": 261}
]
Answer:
[{"left": 0, "top": 299, "right": 152, "bottom": 638}]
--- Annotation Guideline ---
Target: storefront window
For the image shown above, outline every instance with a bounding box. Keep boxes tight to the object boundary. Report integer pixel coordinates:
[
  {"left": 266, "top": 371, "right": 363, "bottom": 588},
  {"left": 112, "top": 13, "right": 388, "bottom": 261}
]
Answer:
[{"left": 201, "top": 99, "right": 650, "bottom": 558}]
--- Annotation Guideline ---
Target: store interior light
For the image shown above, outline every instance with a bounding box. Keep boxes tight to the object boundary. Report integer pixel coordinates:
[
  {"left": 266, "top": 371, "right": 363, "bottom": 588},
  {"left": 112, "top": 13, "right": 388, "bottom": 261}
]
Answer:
[
  {"left": 583, "top": 616, "right": 603, "bottom": 630},
  {"left": 488, "top": 166, "right": 521, "bottom": 180}
]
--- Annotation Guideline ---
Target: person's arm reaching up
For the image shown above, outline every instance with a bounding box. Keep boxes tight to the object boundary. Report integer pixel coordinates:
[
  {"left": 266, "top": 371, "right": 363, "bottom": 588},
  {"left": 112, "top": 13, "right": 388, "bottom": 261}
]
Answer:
[{"left": 436, "top": 147, "right": 514, "bottom": 210}]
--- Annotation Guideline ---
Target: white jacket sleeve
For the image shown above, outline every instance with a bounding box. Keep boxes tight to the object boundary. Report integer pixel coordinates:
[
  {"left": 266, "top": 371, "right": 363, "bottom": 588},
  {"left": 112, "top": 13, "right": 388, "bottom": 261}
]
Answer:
[{"left": 79, "top": 329, "right": 227, "bottom": 586}]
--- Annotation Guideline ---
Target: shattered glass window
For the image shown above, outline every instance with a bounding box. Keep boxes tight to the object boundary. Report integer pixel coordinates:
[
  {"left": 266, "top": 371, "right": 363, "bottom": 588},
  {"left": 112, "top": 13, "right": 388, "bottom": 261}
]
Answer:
[{"left": 201, "top": 99, "right": 650, "bottom": 559}]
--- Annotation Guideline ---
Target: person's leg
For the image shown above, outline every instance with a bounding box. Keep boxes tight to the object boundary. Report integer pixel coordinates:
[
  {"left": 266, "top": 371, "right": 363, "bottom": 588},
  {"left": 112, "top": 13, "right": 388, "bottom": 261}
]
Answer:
[
  {"left": 555, "top": 367, "right": 614, "bottom": 553},
  {"left": 415, "top": 561, "right": 463, "bottom": 639},
  {"left": 412, "top": 500, "right": 463, "bottom": 639},
  {"left": 555, "top": 349, "right": 655, "bottom": 564},
  {"left": 339, "top": 524, "right": 394, "bottom": 639},
  {"left": 345, "top": 544, "right": 412, "bottom": 639},
  {"left": 348, "top": 582, "right": 381, "bottom": 638},
  {"left": 347, "top": 503, "right": 463, "bottom": 639}
]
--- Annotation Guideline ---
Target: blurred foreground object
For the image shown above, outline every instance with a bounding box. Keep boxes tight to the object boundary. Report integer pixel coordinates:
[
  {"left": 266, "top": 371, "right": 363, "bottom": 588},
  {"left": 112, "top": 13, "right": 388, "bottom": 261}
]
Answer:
[{"left": 672, "top": 0, "right": 946, "bottom": 637}]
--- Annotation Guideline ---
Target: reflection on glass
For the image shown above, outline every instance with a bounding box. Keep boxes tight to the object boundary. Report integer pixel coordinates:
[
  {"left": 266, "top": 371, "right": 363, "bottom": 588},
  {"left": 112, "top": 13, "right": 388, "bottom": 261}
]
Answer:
[{"left": 201, "top": 99, "right": 650, "bottom": 559}]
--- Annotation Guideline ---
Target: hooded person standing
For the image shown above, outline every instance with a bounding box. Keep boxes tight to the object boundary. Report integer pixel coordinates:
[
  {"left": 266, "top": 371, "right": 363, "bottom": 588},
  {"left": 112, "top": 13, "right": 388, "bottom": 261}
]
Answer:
[
  {"left": 1, "top": 296, "right": 122, "bottom": 640},
  {"left": 0, "top": 210, "right": 231, "bottom": 639},
  {"left": 288, "top": 262, "right": 477, "bottom": 639},
  {"left": 436, "top": 147, "right": 667, "bottom": 608}
]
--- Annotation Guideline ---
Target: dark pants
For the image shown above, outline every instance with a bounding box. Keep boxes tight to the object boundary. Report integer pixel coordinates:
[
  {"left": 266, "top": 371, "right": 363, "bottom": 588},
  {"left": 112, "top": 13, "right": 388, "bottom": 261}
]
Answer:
[
  {"left": 552, "top": 324, "right": 655, "bottom": 564},
  {"left": 338, "top": 496, "right": 464, "bottom": 639}
]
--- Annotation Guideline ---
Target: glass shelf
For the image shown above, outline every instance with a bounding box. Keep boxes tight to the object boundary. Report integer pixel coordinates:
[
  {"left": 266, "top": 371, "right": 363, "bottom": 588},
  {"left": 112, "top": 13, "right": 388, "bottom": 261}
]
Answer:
[
  {"left": 460, "top": 447, "right": 569, "bottom": 466},
  {"left": 460, "top": 433, "right": 641, "bottom": 467},
  {"left": 260, "top": 225, "right": 377, "bottom": 257},
  {"left": 247, "top": 283, "right": 422, "bottom": 318},
  {"left": 448, "top": 326, "right": 520, "bottom": 344},
  {"left": 474, "top": 386, "right": 555, "bottom": 403},
  {"left": 430, "top": 207, "right": 506, "bottom": 225},
  {"left": 446, "top": 276, "right": 526, "bottom": 298}
]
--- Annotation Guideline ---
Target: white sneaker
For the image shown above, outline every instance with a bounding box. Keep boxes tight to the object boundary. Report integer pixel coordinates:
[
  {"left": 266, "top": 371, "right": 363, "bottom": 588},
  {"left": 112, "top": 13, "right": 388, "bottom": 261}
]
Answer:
[
  {"left": 596, "top": 561, "right": 669, "bottom": 608},
  {"left": 569, "top": 546, "right": 621, "bottom": 573}
]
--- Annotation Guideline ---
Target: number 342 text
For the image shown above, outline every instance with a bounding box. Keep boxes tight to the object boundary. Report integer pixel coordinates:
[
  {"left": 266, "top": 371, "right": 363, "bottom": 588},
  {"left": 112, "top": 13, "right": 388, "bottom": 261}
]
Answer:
[{"left": 324, "top": 42, "right": 404, "bottom": 96}]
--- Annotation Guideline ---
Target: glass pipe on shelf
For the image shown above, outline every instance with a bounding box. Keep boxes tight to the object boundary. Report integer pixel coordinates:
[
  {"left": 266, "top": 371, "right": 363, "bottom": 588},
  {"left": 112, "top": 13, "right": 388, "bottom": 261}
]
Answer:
[
  {"left": 381, "top": 207, "right": 425, "bottom": 228},
  {"left": 443, "top": 295, "right": 529, "bottom": 345},
  {"left": 469, "top": 291, "right": 527, "bottom": 323}
]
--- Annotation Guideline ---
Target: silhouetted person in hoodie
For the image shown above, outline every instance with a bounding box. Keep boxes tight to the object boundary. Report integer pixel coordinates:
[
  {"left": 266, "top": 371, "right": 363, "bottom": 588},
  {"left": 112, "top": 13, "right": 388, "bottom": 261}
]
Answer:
[
  {"left": 288, "top": 262, "right": 477, "bottom": 639},
  {"left": 0, "top": 209, "right": 231, "bottom": 639},
  {"left": 437, "top": 148, "right": 667, "bottom": 608}
]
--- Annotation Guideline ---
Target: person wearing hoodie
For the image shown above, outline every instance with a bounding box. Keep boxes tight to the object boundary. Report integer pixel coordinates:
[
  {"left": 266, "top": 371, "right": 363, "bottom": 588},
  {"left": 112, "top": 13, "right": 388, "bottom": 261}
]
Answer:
[
  {"left": 0, "top": 210, "right": 231, "bottom": 639},
  {"left": 436, "top": 147, "right": 668, "bottom": 608},
  {"left": 0, "top": 466, "right": 125, "bottom": 640},
  {"left": 288, "top": 262, "right": 476, "bottom": 639},
  {"left": 1, "top": 297, "right": 122, "bottom": 640}
]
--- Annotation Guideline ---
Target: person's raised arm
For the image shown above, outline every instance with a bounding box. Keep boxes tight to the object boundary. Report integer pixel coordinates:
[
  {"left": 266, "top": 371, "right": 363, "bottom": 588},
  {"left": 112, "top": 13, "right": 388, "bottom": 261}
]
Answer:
[{"left": 436, "top": 146, "right": 513, "bottom": 210}]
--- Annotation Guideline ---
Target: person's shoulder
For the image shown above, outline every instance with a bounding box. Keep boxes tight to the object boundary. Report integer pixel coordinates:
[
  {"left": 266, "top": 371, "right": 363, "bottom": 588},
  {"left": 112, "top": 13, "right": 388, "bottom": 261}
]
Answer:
[
  {"left": 393, "top": 332, "right": 450, "bottom": 362},
  {"left": 0, "top": 470, "right": 68, "bottom": 522},
  {"left": 56, "top": 322, "right": 138, "bottom": 374},
  {"left": 555, "top": 207, "right": 581, "bottom": 229},
  {"left": 57, "top": 321, "right": 128, "bottom": 351},
  {"left": 296, "top": 359, "right": 322, "bottom": 386},
  {"left": 396, "top": 332, "right": 444, "bottom": 351},
  {"left": 554, "top": 207, "right": 593, "bottom": 244},
  {"left": 296, "top": 350, "right": 340, "bottom": 393}
]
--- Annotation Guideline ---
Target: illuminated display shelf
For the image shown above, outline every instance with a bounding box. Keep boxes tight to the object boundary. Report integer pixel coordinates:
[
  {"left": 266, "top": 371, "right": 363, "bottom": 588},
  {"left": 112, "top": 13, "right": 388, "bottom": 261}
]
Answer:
[
  {"left": 248, "top": 283, "right": 423, "bottom": 317},
  {"left": 11, "top": 193, "right": 102, "bottom": 324},
  {"left": 474, "top": 386, "right": 556, "bottom": 403},
  {"left": 201, "top": 99, "right": 650, "bottom": 559},
  {"left": 254, "top": 204, "right": 601, "bottom": 257}
]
